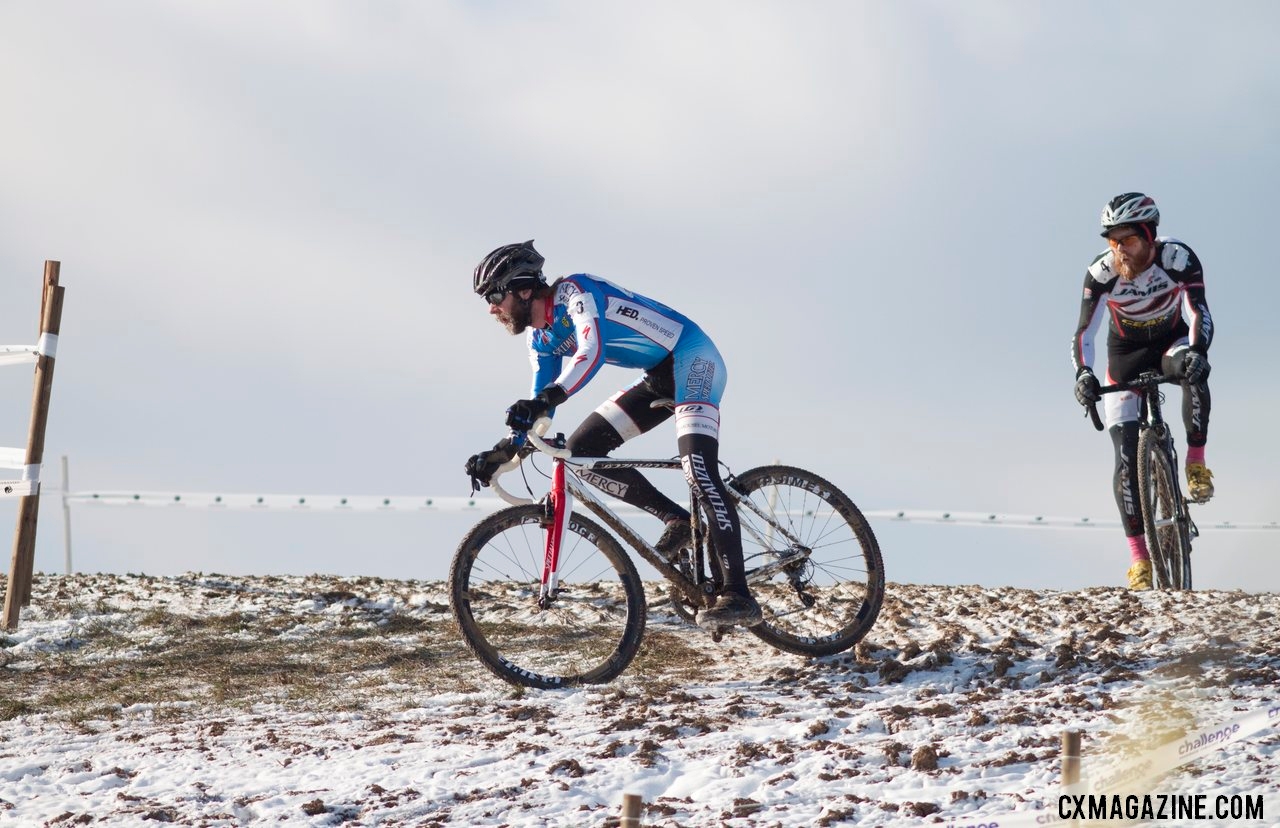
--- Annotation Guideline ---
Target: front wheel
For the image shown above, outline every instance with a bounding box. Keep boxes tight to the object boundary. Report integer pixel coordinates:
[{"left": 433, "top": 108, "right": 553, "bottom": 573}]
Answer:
[
  {"left": 1137, "top": 428, "right": 1193, "bottom": 590},
  {"left": 450, "top": 504, "right": 647, "bottom": 688},
  {"left": 729, "top": 465, "right": 885, "bottom": 656}
]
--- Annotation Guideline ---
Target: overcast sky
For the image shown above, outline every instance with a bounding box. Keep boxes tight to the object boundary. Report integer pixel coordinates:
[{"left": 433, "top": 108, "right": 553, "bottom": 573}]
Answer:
[{"left": 2, "top": 1, "right": 1277, "bottom": 592}]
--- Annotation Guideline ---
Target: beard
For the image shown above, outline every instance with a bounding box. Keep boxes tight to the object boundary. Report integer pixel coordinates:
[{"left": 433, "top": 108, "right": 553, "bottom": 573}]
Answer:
[
  {"left": 495, "top": 297, "right": 534, "bottom": 334},
  {"left": 1114, "top": 246, "right": 1151, "bottom": 281},
  {"left": 1115, "top": 254, "right": 1137, "bottom": 280}
]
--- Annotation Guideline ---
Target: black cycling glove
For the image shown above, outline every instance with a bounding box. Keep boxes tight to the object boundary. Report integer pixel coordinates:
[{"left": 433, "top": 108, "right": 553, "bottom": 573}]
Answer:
[
  {"left": 1074, "top": 368, "right": 1101, "bottom": 407},
  {"left": 1182, "top": 351, "right": 1210, "bottom": 384},
  {"left": 505, "top": 385, "right": 568, "bottom": 431},
  {"left": 465, "top": 438, "right": 519, "bottom": 490}
]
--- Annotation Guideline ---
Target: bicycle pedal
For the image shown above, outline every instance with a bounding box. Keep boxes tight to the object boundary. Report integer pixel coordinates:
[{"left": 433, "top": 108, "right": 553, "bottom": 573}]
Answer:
[{"left": 698, "top": 617, "right": 734, "bottom": 639}]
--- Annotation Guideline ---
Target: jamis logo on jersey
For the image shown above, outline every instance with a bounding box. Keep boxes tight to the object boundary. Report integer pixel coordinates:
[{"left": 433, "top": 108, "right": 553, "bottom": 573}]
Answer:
[{"left": 1112, "top": 273, "right": 1172, "bottom": 299}]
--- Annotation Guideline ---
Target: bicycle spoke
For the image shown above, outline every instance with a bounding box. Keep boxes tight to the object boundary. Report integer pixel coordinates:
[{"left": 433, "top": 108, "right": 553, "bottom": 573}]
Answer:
[
  {"left": 730, "top": 466, "right": 884, "bottom": 656},
  {"left": 451, "top": 505, "right": 646, "bottom": 688}
]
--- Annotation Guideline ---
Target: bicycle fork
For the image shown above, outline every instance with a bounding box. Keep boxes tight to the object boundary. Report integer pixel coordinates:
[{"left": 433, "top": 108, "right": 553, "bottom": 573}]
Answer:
[{"left": 539, "top": 458, "right": 572, "bottom": 608}]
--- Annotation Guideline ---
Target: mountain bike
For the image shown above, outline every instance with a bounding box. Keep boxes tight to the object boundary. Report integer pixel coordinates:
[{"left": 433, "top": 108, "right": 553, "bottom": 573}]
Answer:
[
  {"left": 449, "top": 418, "right": 885, "bottom": 688},
  {"left": 1087, "top": 370, "right": 1196, "bottom": 590}
]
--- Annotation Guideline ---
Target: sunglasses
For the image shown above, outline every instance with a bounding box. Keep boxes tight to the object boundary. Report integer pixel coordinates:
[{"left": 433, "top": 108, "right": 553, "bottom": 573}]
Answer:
[
  {"left": 484, "top": 288, "right": 509, "bottom": 305},
  {"left": 1106, "top": 231, "right": 1145, "bottom": 250}
]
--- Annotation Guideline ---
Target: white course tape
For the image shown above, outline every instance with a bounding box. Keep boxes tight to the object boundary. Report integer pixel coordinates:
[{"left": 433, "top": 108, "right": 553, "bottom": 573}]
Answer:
[
  {"left": 60, "top": 494, "right": 1280, "bottom": 530},
  {"left": 67, "top": 492, "right": 506, "bottom": 511},
  {"left": 864, "top": 510, "right": 1280, "bottom": 532},
  {"left": 1082, "top": 701, "right": 1280, "bottom": 796},
  {"left": 866, "top": 509, "right": 1117, "bottom": 529},
  {"left": 36, "top": 332, "right": 58, "bottom": 359},
  {"left": 0, "top": 344, "right": 38, "bottom": 367},
  {"left": 64, "top": 490, "right": 645, "bottom": 514},
  {"left": 0, "top": 479, "right": 38, "bottom": 498}
]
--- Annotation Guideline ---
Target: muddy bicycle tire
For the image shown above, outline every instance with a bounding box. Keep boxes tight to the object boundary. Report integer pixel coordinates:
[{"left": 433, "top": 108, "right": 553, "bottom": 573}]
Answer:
[
  {"left": 450, "top": 504, "right": 647, "bottom": 688},
  {"left": 1137, "top": 428, "right": 1193, "bottom": 590},
  {"left": 730, "top": 465, "right": 885, "bottom": 656}
]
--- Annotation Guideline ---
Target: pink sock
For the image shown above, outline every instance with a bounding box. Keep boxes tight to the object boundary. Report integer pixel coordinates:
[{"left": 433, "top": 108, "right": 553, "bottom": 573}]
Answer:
[
  {"left": 1186, "top": 446, "right": 1205, "bottom": 466},
  {"left": 1128, "top": 535, "right": 1149, "bottom": 563}
]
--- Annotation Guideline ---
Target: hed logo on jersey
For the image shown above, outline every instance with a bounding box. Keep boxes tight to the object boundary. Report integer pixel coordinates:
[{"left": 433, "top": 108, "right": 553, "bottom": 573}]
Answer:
[{"left": 1083, "top": 287, "right": 1093, "bottom": 299}]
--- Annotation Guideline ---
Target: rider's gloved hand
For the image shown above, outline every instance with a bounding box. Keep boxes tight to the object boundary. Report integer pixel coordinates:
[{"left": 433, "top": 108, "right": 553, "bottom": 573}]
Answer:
[
  {"left": 505, "top": 385, "right": 567, "bottom": 431},
  {"left": 1182, "top": 350, "right": 1210, "bottom": 384},
  {"left": 465, "top": 438, "right": 519, "bottom": 489},
  {"left": 1074, "top": 368, "right": 1101, "bottom": 406}
]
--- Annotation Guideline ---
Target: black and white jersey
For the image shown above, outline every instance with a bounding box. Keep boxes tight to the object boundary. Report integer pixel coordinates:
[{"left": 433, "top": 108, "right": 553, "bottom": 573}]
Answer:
[{"left": 1070, "top": 237, "right": 1213, "bottom": 373}]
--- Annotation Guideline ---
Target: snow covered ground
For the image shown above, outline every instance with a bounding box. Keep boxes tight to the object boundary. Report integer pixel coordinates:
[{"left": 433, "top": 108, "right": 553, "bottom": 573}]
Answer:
[{"left": 2, "top": 573, "right": 1278, "bottom": 827}]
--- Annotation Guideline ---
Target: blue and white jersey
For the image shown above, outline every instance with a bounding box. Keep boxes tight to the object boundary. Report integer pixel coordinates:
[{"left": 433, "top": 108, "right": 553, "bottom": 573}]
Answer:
[{"left": 528, "top": 275, "right": 725, "bottom": 412}]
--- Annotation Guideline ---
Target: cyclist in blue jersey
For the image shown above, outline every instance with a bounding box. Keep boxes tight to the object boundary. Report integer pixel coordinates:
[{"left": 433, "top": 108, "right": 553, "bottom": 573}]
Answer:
[{"left": 464, "top": 240, "right": 762, "bottom": 628}]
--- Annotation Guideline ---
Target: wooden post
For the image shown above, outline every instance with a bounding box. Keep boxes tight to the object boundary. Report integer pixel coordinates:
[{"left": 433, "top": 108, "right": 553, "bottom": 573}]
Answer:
[
  {"left": 1062, "top": 728, "right": 1081, "bottom": 785},
  {"left": 620, "top": 793, "right": 643, "bottom": 827},
  {"left": 1062, "top": 729, "right": 1081, "bottom": 826},
  {"left": 3, "top": 261, "right": 63, "bottom": 630}
]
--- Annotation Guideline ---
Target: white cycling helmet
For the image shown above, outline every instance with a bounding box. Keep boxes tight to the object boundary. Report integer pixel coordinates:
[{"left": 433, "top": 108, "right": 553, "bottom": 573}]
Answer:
[{"left": 1100, "top": 192, "right": 1160, "bottom": 237}]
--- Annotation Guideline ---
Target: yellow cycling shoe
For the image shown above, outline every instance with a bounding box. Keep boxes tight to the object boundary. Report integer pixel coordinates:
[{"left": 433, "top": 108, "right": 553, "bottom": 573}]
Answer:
[
  {"left": 1127, "top": 560, "right": 1153, "bottom": 590},
  {"left": 1186, "top": 464, "right": 1214, "bottom": 503}
]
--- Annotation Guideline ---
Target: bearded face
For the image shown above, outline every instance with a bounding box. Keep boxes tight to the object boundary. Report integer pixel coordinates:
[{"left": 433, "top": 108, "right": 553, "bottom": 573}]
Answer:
[
  {"left": 490, "top": 290, "right": 535, "bottom": 334},
  {"left": 1107, "top": 227, "right": 1155, "bottom": 281}
]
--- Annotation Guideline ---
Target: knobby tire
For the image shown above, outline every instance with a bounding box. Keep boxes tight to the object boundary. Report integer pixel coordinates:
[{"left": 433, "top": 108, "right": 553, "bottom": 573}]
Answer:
[
  {"left": 731, "top": 465, "right": 885, "bottom": 656},
  {"left": 450, "top": 504, "right": 647, "bottom": 688},
  {"left": 1137, "top": 429, "right": 1193, "bottom": 590}
]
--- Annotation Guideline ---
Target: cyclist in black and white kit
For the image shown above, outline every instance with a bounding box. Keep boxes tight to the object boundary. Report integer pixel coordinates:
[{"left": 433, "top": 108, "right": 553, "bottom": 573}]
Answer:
[{"left": 1070, "top": 193, "right": 1214, "bottom": 590}]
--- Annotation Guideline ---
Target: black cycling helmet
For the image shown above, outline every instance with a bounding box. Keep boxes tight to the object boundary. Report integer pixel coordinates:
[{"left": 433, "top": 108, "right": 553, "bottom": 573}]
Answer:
[
  {"left": 1100, "top": 192, "right": 1160, "bottom": 239},
  {"left": 473, "top": 240, "right": 546, "bottom": 303}
]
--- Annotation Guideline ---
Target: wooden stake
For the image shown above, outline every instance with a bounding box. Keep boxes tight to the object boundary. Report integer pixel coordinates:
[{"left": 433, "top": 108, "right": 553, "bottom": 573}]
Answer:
[
  {"left": 3, "top": 261, "right": 63, "bottom": 630},
  {"left": 620, "top": 792, "right": 643, "bottom": 827},
  {"left": 1062, "top": 729, "right": 1081, "bottom": 786}
]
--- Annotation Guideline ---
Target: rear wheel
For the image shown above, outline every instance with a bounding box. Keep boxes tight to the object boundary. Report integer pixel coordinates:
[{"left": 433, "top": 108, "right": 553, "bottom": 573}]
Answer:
[
  {"left": 1137, "top": 428, "right": 1193, "bottom": 590},
  {"left": 450, "top": 504, "right": 647, "bottom": 688},
  {"left": 729, "top": 465, "right": 885, "bottom": 656}
]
